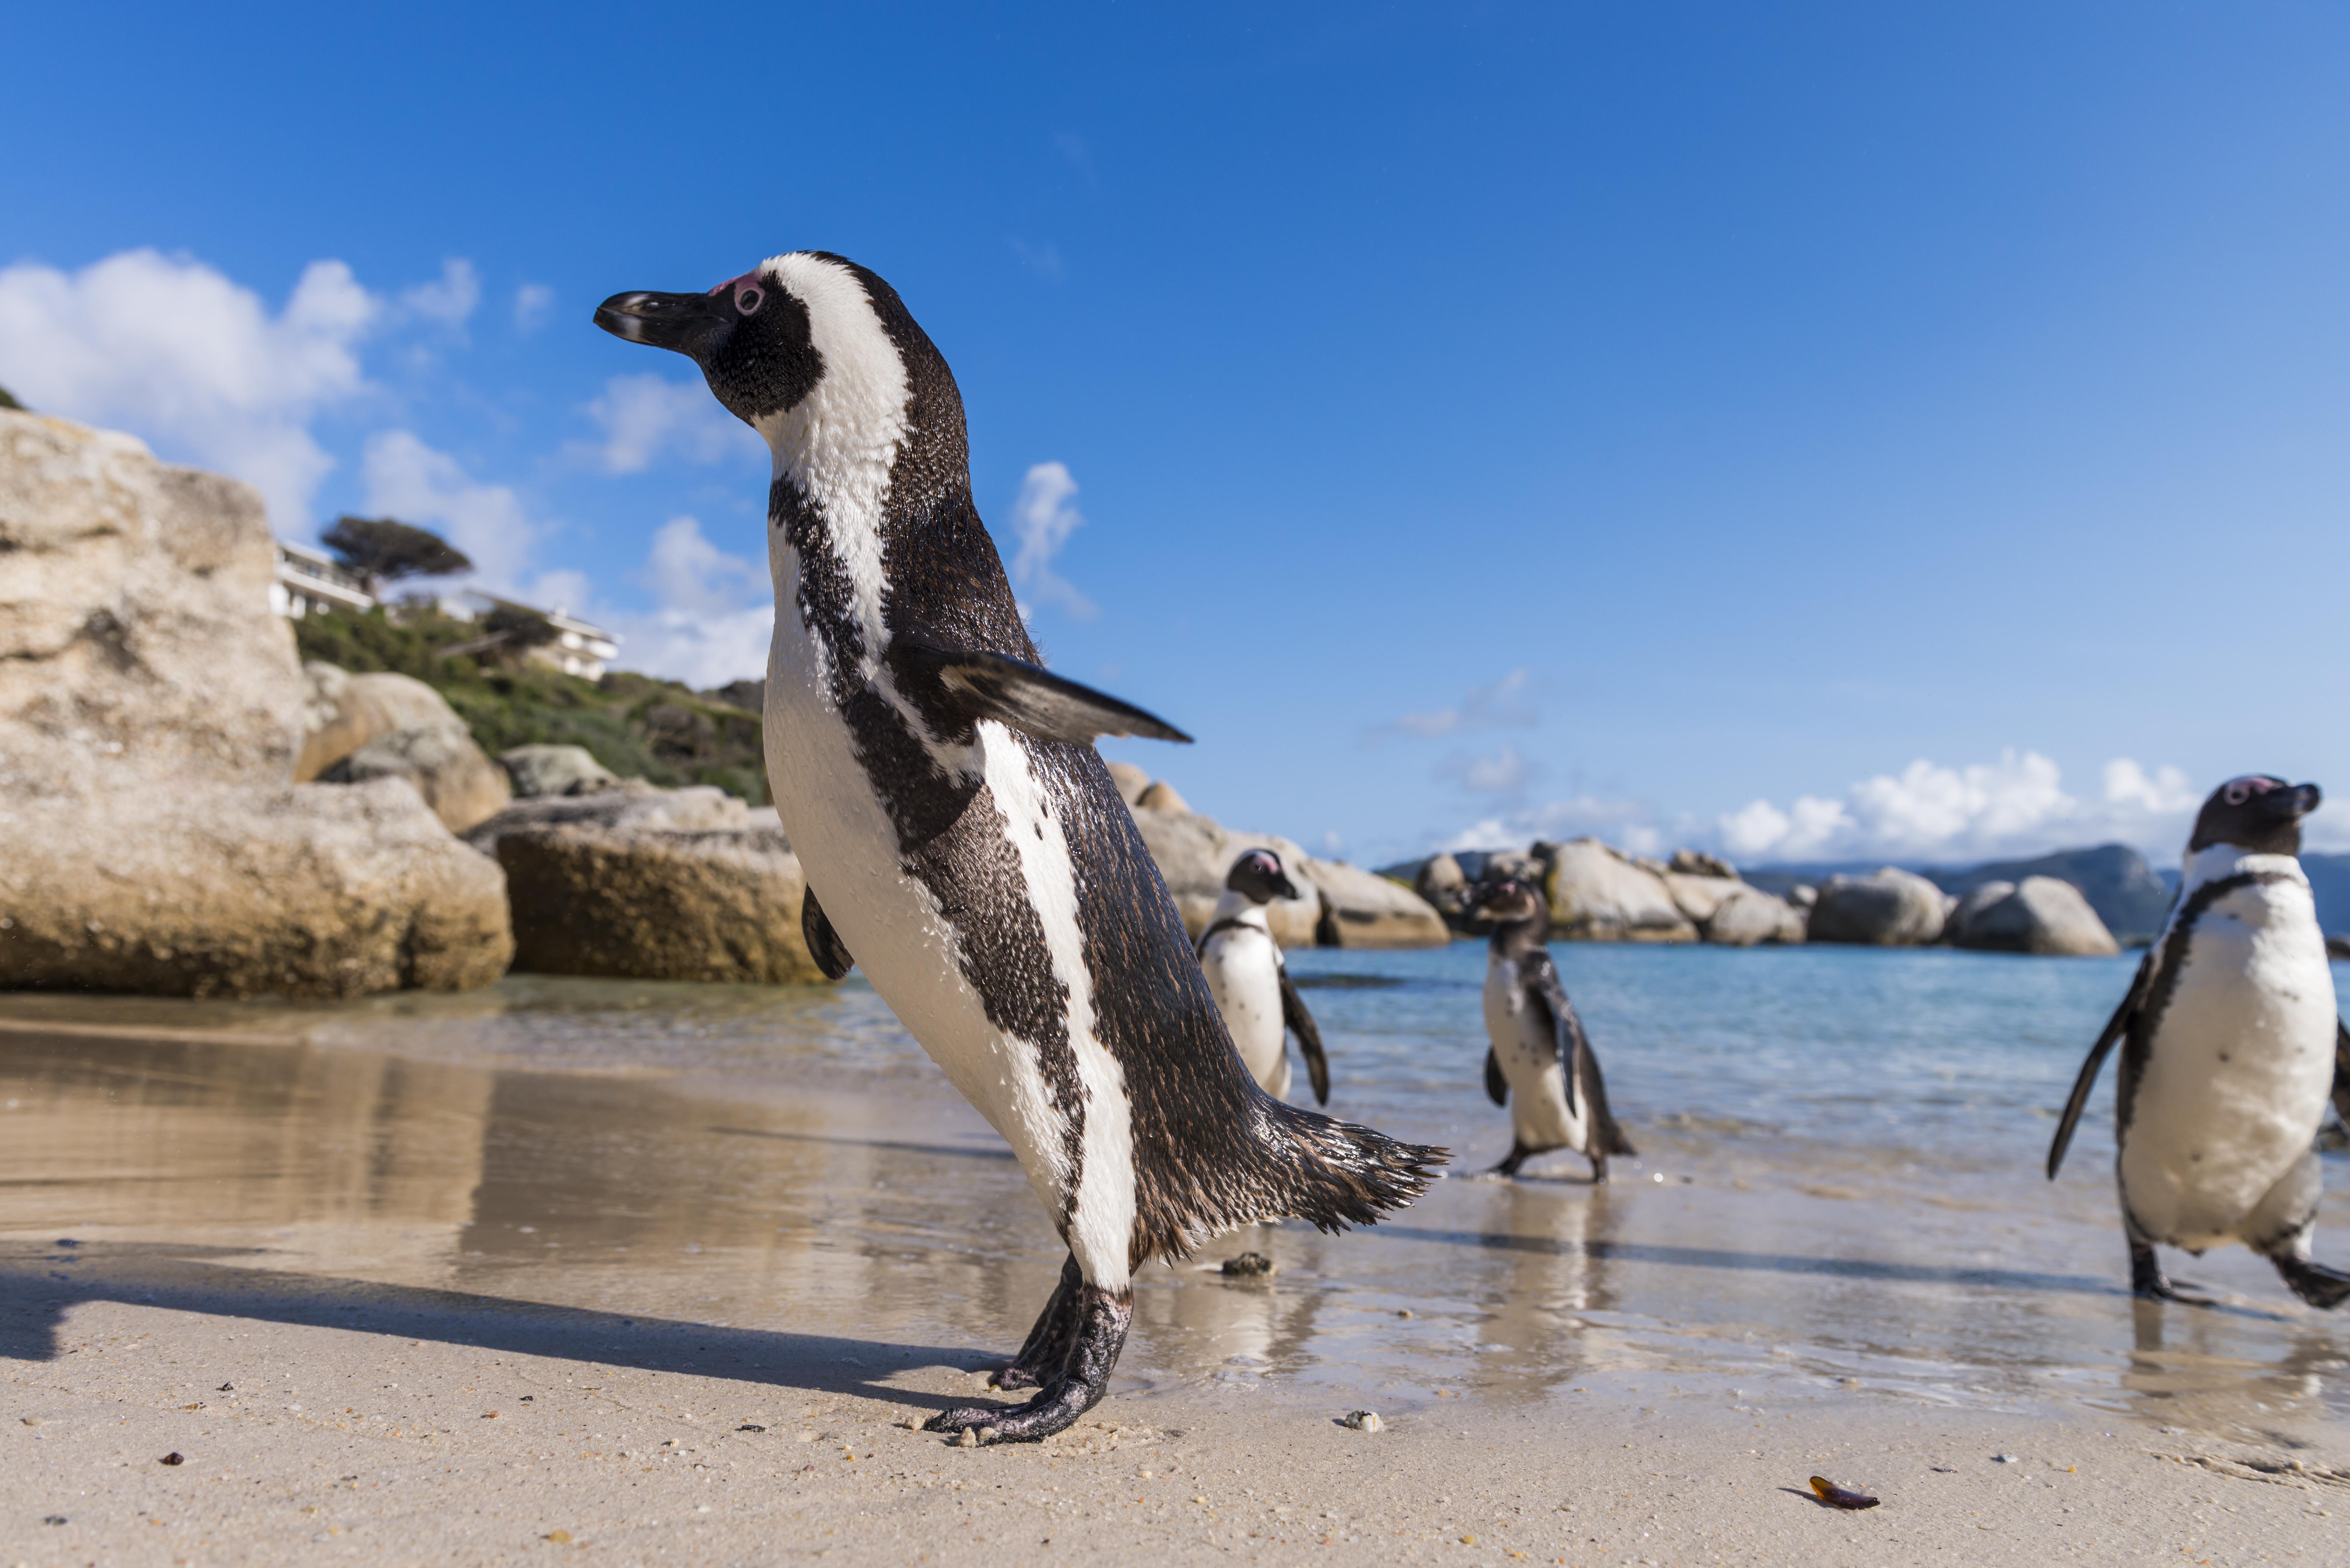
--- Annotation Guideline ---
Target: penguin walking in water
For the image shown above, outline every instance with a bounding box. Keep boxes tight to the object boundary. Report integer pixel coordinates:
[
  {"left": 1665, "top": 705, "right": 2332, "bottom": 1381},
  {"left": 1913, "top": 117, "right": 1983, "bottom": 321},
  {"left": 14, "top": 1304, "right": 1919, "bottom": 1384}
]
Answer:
[
  {"left": 1469, "top": 876, "right": 1634, "bottom": 1181},
  {"left": 2049, "top": 775, "right": 2350, "bottom": 1307},
  {"left": 1196, "top": 849, "right": 1330, "bottom": 1104},
  {"left": 594, "top": 255, "right": 1441, "bottom": 1442}
]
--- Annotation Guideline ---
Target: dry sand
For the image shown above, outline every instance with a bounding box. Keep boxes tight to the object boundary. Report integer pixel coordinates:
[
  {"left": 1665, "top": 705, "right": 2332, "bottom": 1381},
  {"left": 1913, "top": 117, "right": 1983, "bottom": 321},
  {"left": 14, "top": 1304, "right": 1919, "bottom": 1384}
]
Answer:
[{"left": 6, "top": 1268, "right": 2343, "bottom": 1567}]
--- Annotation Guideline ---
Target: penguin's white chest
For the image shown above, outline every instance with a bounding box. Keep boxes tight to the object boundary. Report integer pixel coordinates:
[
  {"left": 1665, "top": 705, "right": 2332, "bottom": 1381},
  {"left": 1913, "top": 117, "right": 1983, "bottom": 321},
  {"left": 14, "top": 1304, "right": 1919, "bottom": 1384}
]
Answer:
[
  {"left": 1201, "top": 924, "right": 1290, "bottom": 1100},
  {"left": 2120, "top": 876, "right": 2337, "bottom": 1251},
  {"left": 1483, "top": 957, "right": 1584, "bottom": 1152},
  {"left": 759, "top": 577, "right": 1136, "bottom": 1284}
]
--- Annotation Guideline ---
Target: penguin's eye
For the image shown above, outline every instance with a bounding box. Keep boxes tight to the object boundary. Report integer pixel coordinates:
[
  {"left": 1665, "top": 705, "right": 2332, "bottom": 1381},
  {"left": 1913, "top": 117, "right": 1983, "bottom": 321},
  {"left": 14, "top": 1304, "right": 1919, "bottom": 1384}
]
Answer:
[
  {"left": 2225, "top": 782, "right": 2251, "bottom": 805},
  {"left": 735, "top": 286, "right": 763, "bottom": 316}
]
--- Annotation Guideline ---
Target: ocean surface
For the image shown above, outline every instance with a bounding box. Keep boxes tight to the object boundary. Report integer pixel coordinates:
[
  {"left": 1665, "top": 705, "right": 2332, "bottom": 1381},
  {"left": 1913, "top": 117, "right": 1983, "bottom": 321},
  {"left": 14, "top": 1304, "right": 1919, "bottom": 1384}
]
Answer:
[{"left": 5, "top": 942, "right": 2348, "bottom": 1452}]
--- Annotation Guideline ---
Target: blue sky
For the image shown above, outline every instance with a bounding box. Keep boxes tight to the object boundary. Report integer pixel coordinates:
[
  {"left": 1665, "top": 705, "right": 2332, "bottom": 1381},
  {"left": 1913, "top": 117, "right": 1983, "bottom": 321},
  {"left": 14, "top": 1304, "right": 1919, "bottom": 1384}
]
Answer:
[{"left": 5, "top": 3, "right": 2347, "bottom": 868}]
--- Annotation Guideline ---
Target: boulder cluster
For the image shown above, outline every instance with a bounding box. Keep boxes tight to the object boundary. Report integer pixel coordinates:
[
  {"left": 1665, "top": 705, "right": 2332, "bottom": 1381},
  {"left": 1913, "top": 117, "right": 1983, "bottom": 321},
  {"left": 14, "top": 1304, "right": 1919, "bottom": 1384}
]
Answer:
[
  {"left": 1405, "top": 842, "right": 1806, "bottom": 947},
  {"left": 1396, "top": 844, "right": 2120, "bottom": 955},
  {"left": 1108, "top": 764, "right": 1448, "bottom": 949}
]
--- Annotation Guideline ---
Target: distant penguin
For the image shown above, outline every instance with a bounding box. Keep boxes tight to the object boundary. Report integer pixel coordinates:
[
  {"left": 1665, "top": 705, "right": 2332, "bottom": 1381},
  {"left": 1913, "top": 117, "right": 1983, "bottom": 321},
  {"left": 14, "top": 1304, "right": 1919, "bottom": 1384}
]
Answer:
[
  {"left": 1197, "top": 849, "right": 1331, "bottom": 1104},
  {"left": 594, "top": 255, "right": 1441, "bottom": 1441},
  {"left": 1469, "top": 876, "right": 1634, "bottom": 1181},
  {"left": 2049, "top": 775, "right": 2350, "bottom": 1307}
]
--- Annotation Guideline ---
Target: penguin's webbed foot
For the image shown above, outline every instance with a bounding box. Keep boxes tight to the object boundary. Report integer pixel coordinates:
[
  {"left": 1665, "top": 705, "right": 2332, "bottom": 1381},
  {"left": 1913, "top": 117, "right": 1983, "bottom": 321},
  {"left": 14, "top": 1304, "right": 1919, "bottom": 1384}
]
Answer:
[
  {"left": 989, "top": 1251, "right": 1082, "bottom": 1391},
  {"left": 1484, "top": 1144, "right": 1531, "bottom": 1180},
  {"left": 2131, "top": 1244, "right": 2214, "bottom": 1306},
  {"left": 930, "top": 1284, "right": 1133, "bottom": 1444},
  {"left": 2272, "top": 1255, "right": 2350, "bottom": 1310}
]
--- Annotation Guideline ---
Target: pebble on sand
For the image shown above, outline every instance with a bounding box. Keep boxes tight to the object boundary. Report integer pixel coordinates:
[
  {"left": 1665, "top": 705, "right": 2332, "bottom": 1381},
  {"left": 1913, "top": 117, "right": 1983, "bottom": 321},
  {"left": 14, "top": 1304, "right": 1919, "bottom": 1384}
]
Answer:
[{"left": 1341, "top": 1410, "right": 1385, "bottom": 1432}]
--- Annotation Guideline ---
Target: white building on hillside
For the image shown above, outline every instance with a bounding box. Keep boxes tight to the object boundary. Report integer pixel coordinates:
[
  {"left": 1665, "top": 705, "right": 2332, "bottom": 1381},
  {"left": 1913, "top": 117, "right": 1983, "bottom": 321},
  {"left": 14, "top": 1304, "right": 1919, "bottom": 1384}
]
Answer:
[
  {"left": 270, "top": 540, "right": 375, "bottom": 618},
  {"left": 464, "top": 594, "right": 622, "bottom": 682}
]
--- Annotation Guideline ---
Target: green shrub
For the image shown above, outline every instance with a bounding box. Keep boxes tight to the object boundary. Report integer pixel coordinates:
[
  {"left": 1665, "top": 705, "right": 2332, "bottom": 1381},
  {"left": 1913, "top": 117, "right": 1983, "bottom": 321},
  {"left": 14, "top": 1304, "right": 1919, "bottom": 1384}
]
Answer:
[{"left": 293, "top": 607, "right": 768, "bottom": 803}]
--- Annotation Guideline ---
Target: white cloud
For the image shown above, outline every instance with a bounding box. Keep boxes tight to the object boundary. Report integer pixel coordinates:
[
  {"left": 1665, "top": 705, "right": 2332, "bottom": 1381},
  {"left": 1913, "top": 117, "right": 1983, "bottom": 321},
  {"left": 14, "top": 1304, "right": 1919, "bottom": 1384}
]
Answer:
[
  {"left": 1442, "top": 794, "right": 1666, "bottom": 858},
  {"left": 1008, "top": 238, "right": 1065, "bottom": 282},
  {"left": 1714, "top": 750, "right": 2210, "bottom": 865},
  {"left": 1381, "top": 668, "right": 1536, "bottom": 739},
  {"left": 603, "top": 516, "right": 774, "bottom": 689},
  {"left": 360, "top": 430, "right": 544, "bottom": 590},
  {"left": 398, "top": 259, "right": 480, "bottom": 332},
  {"left": 0, "top": 248, "right": 378, "bottom": 526},
  {"left": 578, "top": 372, "right": 763, "bottom": 474},
  {"left": 1009, "top": 461, "right": 1097, "bottom": 620},
  {"left": 514, "top": 283, "right": 555, "bottom": 333},
  {"left": 1438, "top": 742, "right": 1536, "bottom": 797}
]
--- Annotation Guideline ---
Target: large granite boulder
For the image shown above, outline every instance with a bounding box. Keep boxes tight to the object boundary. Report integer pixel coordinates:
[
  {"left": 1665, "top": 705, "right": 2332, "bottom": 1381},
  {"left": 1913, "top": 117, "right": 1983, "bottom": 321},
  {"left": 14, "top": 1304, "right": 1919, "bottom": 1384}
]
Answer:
[
  {"left": 1415, "top": 852, "right": 1472, "bottom": 918},
  {"left": 1126, "top": 804, "right": 1447, "bottom": 948},
  {"left": 295, "top": 664, "right": 456, "bottom": 779},
  {"left": 1703, "top": 885, "right": 1808, "bottom": 946},
  {"left": 0, "top": 779, "right": 512, "bottom": 998},
  {"left": 1, "top": 412, "right": 306, "bottom": 794},
  {"left": 494, "top": 802, "right": 829, "bottom": 985},
  {"left": 0, "top": 411, "right": 510, "bottom": 997},
  {"left": 498, "top": 743, "right": 620, "bottom": 800},
  {"left": 1542, "top": 838, "right": 1697, "bottom": 942},
  {"left": 321, "top": 721, "right": 510, "bottom": 833},
  {"left": 1808, "top": 867, "right": 1948, "bottom": 946},
  {"left": 1946, "top": 876, "right": 2120, "bottom": 956},
  {"left": 1660, "top": 871, "right": 1744, "bottom": 927},
  {"left": 464, "top": 781, "right": 758, "bottom": 856},
  {"left": 1130, "top": 807, "right": 1323, "bottom": 946},
  {"left": 1302, "top": 857, "right": 1451, "bottom": 948},
  {"left": 1104, "top": 761, "right": 1152, "bottom": 807}
]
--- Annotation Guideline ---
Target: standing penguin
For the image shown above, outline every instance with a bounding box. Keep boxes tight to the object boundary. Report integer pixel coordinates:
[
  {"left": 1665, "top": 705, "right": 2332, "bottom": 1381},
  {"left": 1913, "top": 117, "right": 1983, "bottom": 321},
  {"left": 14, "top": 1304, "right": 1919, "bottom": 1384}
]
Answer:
[
  {"left": 594, "top": 255, "right": 1441, "bottom": 1441},
  {"left": 2049, "top": 775, "right": 2350, "bottom": 1307},
  {"left": 1196, "top": 849, "right": 1331, "bottom": 1104},
  {"left": 1469, "top": 876, "right": 1635, "bottom": 1181}
]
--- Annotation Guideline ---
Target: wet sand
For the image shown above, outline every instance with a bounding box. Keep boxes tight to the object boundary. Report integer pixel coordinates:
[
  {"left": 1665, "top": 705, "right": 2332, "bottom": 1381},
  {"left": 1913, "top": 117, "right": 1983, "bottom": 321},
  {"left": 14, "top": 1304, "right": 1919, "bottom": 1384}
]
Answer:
[{"left": 4, "top": 975, "right": 2348, "bottom": 1564}]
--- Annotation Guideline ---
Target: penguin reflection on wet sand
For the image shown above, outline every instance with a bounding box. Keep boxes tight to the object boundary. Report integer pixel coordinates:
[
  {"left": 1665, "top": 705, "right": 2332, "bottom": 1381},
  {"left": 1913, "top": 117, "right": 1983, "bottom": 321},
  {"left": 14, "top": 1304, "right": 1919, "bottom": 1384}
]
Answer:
[
  {"left": 2049, "top": 775, "right": 2350, "bottom": 1308},
  {"left": 1471, "top": 876, "right": 1635, "bottom": 1181},
  {"left": 593, "top": 254, "right": 1442, "bottom": 1442},
  {"left": 1197, "top": 849, "right": 1331, "bottom": 1103}
]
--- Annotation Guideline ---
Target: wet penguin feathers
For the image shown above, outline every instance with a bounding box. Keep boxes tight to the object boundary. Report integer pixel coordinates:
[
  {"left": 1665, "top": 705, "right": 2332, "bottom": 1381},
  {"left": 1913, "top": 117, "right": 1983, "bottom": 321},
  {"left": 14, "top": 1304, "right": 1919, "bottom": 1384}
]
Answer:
[{"left": 595, "top": 251, "right": 1442, "bottom": 1267}]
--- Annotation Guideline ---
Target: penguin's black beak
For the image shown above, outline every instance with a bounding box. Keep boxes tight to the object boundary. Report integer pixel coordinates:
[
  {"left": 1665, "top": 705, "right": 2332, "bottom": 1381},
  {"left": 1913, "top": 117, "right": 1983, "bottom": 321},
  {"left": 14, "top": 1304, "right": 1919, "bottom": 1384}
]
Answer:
[
  {"left": 1273, "top": 874, "right": 1301, "bottom": 901},
  {"left": 593, "top": 290, "right": 733, "bottom": 359},
  {"left": 2268, "top": 782, "right": 2323, "bottom": 820}
]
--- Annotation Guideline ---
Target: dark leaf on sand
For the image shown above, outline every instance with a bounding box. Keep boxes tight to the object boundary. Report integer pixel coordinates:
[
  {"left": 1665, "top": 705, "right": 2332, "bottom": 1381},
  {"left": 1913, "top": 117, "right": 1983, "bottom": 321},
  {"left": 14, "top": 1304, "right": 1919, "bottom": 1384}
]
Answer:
[{"left": 1808, "top": 1476, "right": 1879, "bottom": 1510}]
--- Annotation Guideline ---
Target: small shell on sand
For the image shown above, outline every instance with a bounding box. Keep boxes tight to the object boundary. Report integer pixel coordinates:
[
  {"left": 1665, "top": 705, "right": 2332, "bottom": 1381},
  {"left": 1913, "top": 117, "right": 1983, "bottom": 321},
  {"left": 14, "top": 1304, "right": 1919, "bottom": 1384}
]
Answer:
[
  {"left": 956, "top": 1428, "right": 979, "bottom": 1449},
  {"left": 1341, "top": 1410, "right": 1384, "bottom": 1432}
]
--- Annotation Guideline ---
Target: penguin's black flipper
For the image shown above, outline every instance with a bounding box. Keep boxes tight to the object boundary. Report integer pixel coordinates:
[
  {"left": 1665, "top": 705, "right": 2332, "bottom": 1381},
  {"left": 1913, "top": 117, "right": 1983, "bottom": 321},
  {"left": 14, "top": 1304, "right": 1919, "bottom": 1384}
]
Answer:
[
  {"left": 1575, "top": 1027, "right": 1636, "bottom": 1158},
  {"left": 801, "top": 887, "right": 855, "bottom": 981},
  {"left": 2333, "top": 1018, "right": 2350, "bottom": 1128},
  {"left": 1484, "top": 1047, "right": 1509, "bottom": 1106},
  {"left": 1520, "top": 949, "right": 1581, "bottom": 1120},
  {"left": 1277, "top": 963, "right": 1331, "bottom": 1106},
  {"left": 2049, "top": 948, "right": 2160, "bottom": 1179},
  {"left": 888, "top": 640, "right": 1193, "bottom": 745}
]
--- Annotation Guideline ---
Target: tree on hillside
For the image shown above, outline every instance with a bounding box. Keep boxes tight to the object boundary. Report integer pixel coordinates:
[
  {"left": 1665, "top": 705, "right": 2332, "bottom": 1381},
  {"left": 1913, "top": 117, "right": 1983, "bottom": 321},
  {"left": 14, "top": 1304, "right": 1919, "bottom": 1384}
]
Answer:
[
  {"left": 0, "top": 385, "right": 23, "bottom": 411},
  {"left": 436, "top": 603, "right": 559, "bottom": 669},
  {"left": 321, "top": 515, "right": 472, "bottom": 595}
]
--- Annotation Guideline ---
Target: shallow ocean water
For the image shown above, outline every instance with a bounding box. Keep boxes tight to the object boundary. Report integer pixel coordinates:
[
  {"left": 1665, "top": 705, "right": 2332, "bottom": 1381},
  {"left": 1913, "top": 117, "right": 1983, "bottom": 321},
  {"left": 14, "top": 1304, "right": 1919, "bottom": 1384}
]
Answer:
[{"left": 4, "top": 942, "right": 2347, "bottom": 1452}]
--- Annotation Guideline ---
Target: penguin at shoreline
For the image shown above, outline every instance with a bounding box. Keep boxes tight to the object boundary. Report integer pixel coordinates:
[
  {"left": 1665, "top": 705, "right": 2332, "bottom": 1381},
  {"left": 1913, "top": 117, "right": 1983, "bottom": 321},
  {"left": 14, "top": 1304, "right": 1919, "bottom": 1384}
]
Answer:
[
  {"left": 594, "top": 254, "right": 1442, "bottom": 1442},
  {"left": 1197, "top": 849, "right": 1331, "bottom": 1104},
  {"left": 1470, "top": 876, "right": 1634, "bottom": 1181},
  {"left": 2049, "top": 775, "right": 2350, "bottom": 1308}
]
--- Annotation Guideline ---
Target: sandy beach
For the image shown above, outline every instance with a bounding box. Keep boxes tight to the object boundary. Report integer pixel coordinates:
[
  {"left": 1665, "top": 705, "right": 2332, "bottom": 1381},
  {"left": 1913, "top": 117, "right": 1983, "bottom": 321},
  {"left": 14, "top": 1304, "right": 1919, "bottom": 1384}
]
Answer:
[{"left": 4, "top": 963, "right": 2349, "bottom": 1565}]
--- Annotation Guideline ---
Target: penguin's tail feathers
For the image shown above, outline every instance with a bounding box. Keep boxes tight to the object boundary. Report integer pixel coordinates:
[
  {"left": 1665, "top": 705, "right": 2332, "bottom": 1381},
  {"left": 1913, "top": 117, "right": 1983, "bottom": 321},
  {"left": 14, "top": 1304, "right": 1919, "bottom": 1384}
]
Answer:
[{"left": 1131, "top": 1096, "right": 1446, "bottom": 1264}]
